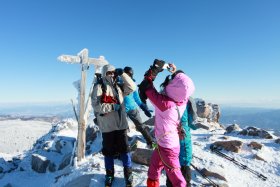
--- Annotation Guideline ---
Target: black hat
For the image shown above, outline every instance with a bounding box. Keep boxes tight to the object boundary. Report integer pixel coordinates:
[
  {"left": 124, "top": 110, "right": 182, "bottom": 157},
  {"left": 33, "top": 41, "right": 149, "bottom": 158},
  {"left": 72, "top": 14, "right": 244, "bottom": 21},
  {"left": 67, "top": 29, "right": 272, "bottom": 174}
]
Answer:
[{"left": 124, "top": 66, "right": 134, "bottom": 77}]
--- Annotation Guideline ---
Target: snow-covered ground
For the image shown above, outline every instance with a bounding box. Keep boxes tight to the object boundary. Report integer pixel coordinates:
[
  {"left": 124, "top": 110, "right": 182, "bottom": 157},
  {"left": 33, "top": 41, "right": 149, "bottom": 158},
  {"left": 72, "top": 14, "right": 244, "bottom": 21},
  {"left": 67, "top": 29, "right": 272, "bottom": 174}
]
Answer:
[
  {"left": 0, "top": 120, "right": 52, "bottom": 155},
  {"left": 0, "top": 118, "right": 280, "bottom": 187}
]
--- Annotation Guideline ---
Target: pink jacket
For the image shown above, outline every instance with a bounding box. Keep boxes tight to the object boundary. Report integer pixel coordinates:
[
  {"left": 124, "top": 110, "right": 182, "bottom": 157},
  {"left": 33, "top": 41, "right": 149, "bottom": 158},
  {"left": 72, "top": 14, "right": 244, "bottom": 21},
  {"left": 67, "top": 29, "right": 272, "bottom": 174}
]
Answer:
[{"left": 145, "top": 73, "right": 195, "bottom": 148}]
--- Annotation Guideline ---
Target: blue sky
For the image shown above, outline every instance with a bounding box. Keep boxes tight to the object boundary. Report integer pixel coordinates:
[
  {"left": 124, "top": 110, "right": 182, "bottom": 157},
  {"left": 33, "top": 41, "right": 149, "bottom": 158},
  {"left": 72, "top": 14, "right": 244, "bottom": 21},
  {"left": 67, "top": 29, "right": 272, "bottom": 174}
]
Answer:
[{"left": 0, "top": 0, "right": 279, "bottom": 107}]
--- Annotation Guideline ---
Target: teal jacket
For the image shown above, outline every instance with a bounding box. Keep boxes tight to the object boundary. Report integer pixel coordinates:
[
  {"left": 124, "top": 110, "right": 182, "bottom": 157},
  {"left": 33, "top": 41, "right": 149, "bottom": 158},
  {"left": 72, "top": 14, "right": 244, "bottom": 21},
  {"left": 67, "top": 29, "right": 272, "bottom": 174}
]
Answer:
[
  {"left": 179, "top": 97, "right": 198, "bottom": 166},
  {"left": 124, "top": 90, "right": 143, "bottom": 112}
]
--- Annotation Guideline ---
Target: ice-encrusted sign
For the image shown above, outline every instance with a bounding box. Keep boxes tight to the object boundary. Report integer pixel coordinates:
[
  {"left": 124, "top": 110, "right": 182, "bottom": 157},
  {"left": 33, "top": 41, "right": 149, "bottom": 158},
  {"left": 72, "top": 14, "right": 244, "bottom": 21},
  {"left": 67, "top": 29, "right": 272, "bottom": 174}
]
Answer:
[{"left": 58, "top": 48, "right": 108, "bottom": 162}]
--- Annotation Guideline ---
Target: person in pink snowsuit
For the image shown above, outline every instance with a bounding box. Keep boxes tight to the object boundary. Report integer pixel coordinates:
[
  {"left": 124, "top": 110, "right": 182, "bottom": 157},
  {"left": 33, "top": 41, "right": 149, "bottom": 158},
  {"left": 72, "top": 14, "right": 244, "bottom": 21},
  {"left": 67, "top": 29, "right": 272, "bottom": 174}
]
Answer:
[{"left": 141, "top": 62, "right": 195, "bottom": 187}]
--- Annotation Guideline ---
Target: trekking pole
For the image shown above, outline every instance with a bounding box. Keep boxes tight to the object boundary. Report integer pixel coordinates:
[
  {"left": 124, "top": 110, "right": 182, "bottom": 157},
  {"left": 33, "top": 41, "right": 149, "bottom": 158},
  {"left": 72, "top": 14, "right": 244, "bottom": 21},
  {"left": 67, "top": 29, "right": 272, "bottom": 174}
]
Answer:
[
  {"left": 214, "top": 149, "right": 267, "bottom": 181},
  {"left": 210, "top": 145, "right": 267, "bottom": 181},
  {"left": 190, "top": 163, "right": 219, "bottom": 187}
]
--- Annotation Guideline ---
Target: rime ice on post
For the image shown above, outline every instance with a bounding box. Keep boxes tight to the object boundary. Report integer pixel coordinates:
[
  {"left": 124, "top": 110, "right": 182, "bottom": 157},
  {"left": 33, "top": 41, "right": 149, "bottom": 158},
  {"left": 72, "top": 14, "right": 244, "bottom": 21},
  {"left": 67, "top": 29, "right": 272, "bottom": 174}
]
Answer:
[
  {"left": 58, "top": 48, "right": 108, "bottom": 162},
  {"left": 73, "top": 80, "right": 81, "bottom": 113}
]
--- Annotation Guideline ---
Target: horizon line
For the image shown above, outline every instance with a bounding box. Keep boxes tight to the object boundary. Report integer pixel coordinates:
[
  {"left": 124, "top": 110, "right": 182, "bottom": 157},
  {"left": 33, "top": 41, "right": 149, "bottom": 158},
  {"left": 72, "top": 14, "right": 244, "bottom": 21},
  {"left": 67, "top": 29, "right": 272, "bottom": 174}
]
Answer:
[{"left": 0, "top": 100, "right": 280, "bottom": 109}]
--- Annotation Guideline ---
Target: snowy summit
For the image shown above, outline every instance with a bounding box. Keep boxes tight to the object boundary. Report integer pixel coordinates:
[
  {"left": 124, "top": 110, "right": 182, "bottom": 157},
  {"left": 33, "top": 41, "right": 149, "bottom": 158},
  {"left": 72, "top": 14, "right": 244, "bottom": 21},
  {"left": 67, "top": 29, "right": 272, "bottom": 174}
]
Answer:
[{"left": 0, "top": 100, "right": 280, "bottom": 187}]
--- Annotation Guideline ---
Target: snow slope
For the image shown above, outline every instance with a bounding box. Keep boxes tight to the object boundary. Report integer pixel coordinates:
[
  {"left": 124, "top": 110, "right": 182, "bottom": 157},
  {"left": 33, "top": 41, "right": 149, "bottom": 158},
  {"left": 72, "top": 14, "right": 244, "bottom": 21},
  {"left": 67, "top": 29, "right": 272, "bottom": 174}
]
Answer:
[
  {"left": 0, "top": 118, "right": 280, "bottom": 187},
  {"left": 0, "top": 120, "right": 52, "bottom": 155}
]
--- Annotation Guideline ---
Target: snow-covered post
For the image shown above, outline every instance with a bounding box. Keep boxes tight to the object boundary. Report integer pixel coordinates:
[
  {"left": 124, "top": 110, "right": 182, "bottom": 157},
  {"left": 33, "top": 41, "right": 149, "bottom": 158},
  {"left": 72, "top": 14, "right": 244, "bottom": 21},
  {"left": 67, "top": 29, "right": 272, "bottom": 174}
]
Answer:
[{"left": 58, "top": 48, "right": 108, "bottom": 162}]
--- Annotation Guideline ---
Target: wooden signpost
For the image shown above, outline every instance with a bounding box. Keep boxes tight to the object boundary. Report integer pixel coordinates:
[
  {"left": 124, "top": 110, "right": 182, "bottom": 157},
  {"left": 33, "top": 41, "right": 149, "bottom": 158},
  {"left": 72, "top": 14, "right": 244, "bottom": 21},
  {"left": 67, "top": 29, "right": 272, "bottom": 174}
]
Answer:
[{"left": 58, "top": 48, "right": 108, "bottom": 162}]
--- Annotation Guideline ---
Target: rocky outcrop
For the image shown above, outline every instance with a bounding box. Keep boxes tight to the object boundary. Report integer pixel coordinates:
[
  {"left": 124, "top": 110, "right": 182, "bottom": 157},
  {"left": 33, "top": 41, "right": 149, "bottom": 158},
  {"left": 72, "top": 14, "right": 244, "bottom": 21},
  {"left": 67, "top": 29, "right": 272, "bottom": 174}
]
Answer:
[
  {"left": 196, "top": 100, "right": 211, "bottom": 119},
  {"left": 58, "top": 153, "right": 72, "bottom": 170},
  {"left": 31, "top": 154, "right": 50, "bottom": 173},
  {"left": 212, "top": 140, "right": 243, "bottom": 153},
  {"left": 30, "top": 121, "right": 77, "bottom": 173},
  {"left": 275, "top": 138, "right": 280, "bottom": 144},
  {"left": 132, "top": 148, "right": 153, "bottom": 166},
  {"left": 248, "top": 141, "right": 263, "bottom": 150},
  {"left": 200, "top": 168, "right": 227, "bottom": 181},
  {"left": 86, "top": 124, "right": 98, "bottom": 143},
  {"left": 225, "top": 124, "right": 242, "bottom": 134},
  {"left": 54, "top": 136, "right": 76, "bottom": 154},
  {"left": 0, "top": 157, "right": 19, "bottom": 175},
  {"left": 195, "top": 122, "right": 210, "bottom": 130},
  {"left": 211, "top": 104, "right": 221, "bottom": 123},
  {"left": 85, "top": 124, "right": 99, "bottom": 155},
  {"left": 253, "top": 154, "right": 266, "bottom": 162},
  {"left": 196, "top": 99, "right": 221, "bottom": 123},
  {"left": 238, "top": 127, "right": 273, "bottom": 139},
  {"left": 48, "top": 162, "right": 56, "bottom": 172}
]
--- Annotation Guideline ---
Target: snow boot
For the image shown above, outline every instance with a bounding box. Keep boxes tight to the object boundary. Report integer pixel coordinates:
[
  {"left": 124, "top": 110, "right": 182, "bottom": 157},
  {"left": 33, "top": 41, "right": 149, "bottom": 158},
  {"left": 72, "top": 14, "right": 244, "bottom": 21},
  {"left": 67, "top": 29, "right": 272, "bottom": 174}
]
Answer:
[
  {"left": 124, "top": 167, "right": 133, "bottom": 187},
  {"left": 147, "top": 178, "right": 159, "bottom": 187},
  {"left": 105, "top": 169, "right": 114, "bottom": 187},
  {"left": 181, "top": 165, "right": 191, "bottom": 186}
]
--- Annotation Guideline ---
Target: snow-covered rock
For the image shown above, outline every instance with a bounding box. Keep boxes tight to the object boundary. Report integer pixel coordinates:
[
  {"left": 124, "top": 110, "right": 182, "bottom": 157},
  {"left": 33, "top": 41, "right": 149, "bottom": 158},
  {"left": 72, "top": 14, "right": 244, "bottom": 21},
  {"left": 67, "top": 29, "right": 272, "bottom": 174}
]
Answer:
[
  {"left": 196, "top": 99, "right": 221, "bottom": 123},
  {"left": 248, "top": 141, "right": 263, "bottom": 150},
  {"left": 212, "top": 140, "right": 243, "bottom": 153},
  {"left": 225, "top": 123, "right": 242, "bottom": 134},
  {"left": 238, "top": 127, "right": 273, "bottom": 139},
  {"left": 31, "top": 154, "right": 50, "bottom": 173}
]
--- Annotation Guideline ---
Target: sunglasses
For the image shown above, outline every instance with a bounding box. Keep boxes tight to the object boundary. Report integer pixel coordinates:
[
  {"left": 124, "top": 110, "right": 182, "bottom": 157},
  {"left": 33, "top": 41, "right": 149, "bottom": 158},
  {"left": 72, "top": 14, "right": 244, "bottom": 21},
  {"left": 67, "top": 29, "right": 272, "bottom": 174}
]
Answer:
[{"left": 106, "top": 71, "right": 115, "bottom": 75}]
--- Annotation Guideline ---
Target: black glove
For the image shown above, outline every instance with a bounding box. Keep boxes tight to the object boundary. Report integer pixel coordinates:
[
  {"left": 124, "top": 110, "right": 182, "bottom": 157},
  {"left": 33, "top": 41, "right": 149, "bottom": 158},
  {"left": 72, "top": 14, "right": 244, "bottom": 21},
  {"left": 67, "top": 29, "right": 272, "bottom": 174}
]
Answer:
[
  {"left": 139, "top": 59, "right": 165, "bottom": 103},
  {"left": 95, "top": 73, "right": 102, "bottom": 84},
  {"left": 115, "top": 68, "right": 124, "bottom": 76},
  {"left": 138, "top": 79, "right": 152, "bottom": 104},
  {"left": 150, "top": 59, "right": 166, "bottom": 76},
  {"left": 140, "top": 104, "right": 152, "bottom": 118},
  {"left": 144, "top": 59, "right": 166, "bottom": 81}
]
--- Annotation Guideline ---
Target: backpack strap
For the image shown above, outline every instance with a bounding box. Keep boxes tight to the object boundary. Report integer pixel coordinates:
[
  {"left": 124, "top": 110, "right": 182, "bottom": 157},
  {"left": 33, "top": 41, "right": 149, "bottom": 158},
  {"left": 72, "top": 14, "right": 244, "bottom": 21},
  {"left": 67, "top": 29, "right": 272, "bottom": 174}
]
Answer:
[
  {"left": 175, "top": 105, "right": 186, "bottom": 140},
  {"left": 175, "top": 105, "right": 181, "bottom": 120}
]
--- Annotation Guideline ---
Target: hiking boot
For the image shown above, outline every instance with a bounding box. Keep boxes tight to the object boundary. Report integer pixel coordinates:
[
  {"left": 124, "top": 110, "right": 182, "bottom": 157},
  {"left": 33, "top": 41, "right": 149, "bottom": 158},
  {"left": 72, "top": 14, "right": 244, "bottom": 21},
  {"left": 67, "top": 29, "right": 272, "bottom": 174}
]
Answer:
[
  {"left": 124, "top": 167, "right": 133, "bottom": 187},
  {"left": 181, "top": 165, "right": 191, "bottom": 186},
  {"left": 104, "top": 169, "right": 114, "bottom": 187}
]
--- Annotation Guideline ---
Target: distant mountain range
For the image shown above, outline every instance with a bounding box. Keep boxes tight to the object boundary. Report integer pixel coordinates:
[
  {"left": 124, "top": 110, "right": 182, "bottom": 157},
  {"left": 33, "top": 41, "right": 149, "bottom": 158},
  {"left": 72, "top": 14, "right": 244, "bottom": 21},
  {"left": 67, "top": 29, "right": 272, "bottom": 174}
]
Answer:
[
  {"left": 220, "top": 106, "right": 280, "bottom": 131},
  {"left": 0, "top": 103, "right": 73, "bottom": 118}
]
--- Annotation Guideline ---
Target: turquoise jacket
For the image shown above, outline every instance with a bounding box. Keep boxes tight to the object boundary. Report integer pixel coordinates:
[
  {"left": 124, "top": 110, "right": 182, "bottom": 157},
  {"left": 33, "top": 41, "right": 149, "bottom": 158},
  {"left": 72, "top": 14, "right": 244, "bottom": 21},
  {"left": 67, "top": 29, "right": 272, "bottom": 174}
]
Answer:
[
  {"left": 179, "top": 98, "right": 198, "bottom": 166},
  {"left": 124, "top": 90, "right": 143, "bottom": 112}
]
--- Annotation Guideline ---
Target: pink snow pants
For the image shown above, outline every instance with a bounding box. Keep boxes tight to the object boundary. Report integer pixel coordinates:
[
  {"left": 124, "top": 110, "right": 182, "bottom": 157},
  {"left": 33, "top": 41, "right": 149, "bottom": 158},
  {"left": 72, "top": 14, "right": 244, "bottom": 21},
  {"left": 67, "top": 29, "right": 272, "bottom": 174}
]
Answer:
[{"left": 148, "top": 145, "right": 186, "bottom": 187}]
